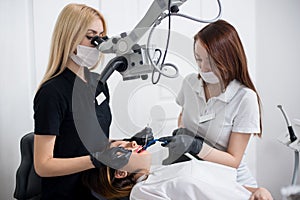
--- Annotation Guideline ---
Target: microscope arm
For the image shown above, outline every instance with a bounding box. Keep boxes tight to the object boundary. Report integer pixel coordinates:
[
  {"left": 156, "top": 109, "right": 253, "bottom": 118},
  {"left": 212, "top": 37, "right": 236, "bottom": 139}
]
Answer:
[{"left": 97, "top": 0, "right": 186, "bottom": 55}]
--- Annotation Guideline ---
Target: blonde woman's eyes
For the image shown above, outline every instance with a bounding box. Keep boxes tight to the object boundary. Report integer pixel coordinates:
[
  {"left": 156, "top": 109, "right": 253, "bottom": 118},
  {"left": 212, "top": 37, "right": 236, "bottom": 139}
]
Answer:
[{"left": 86, "top": 35, "right": 93, "bottom": 40}]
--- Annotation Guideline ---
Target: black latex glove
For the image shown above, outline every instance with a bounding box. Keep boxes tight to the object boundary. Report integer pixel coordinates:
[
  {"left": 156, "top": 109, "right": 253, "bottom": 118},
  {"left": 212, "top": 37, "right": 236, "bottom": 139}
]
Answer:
[
  {"left": 158, "top": 128, "right": 204, "bottom": 164},
  {"left": 171, "top": 127, "right": 198, "bottom": 137},
  {"left": 123, "top": 127, "right": 154, "bottom": 146},
  {"left": 90, "top": 147, "right": 132, "bottom": 170},
  {"left": 159, "top": 134, "right": 203, "bottom": 155}
]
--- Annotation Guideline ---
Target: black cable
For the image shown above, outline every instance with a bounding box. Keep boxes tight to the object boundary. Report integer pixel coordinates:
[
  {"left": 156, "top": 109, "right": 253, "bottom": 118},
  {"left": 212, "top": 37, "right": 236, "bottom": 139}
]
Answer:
[
  {"left": 154, "top": 49, "right": 162, "bottom": 64},
  {"left": 152, "top": 0, "right": 172, "bottom": 84},
  {"left": 170, "top": 0, "right": 222, "bottom": 23},
  {"left": 147, "top": 0, "right": 222, "bottom": 84}
]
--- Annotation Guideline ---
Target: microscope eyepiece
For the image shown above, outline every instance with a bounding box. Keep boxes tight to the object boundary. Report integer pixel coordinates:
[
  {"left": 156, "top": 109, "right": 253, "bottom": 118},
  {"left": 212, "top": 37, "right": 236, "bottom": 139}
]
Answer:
[{"left": 91, "top": 35, "right": 108, "bottom": 46}]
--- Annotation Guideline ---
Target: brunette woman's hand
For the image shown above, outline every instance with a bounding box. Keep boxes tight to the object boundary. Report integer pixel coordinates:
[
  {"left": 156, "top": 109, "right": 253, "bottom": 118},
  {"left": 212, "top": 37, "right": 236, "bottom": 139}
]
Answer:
[{"left": 249, "top": 187, "right": 273, "bottom": 200}]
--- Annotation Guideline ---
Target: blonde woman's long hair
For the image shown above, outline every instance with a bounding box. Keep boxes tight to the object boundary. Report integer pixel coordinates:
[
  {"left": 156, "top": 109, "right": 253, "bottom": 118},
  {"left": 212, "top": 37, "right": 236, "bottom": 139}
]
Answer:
[{"left": 37, "top": 3, "right": 107, "bottom": 90}]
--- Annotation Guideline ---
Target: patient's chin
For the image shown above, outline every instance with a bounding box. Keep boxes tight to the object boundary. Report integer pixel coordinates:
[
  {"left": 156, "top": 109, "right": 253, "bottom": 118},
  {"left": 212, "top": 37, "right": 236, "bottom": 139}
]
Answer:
[{"left": 122, "top": 152, "right": 152, "bottom": 173}]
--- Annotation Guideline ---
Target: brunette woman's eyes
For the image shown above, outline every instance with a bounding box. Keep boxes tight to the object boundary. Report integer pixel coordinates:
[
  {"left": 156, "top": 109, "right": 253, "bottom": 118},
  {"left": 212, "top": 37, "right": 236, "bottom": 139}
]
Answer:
[{"left": 195, "top": 57, "right": 202, "bottom": 62}]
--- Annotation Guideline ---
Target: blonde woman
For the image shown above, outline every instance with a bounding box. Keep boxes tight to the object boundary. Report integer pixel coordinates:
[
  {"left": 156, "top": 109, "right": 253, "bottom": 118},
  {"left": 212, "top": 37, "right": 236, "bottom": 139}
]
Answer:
[{"left": 33, "top": 4, "right": 132, "bottom": 199}]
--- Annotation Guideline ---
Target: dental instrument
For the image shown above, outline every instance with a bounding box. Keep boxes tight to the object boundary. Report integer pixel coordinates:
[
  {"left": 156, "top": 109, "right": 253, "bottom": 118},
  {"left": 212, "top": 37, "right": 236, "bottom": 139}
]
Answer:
[
  {"left": 277, "top": 105, "right": 297, "bottom": 143},
  {"left": 137, "top": 138, "right": 168, "bottom": 153},
  {"left": 277, "top": 105, "right": 299, "bottom": 185}
]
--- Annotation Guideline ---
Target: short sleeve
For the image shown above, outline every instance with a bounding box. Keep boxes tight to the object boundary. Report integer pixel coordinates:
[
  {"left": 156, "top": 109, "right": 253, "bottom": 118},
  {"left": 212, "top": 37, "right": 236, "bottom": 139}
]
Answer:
[
  {"left": 176, "top": 74, "right": 198, "bottom": 107},
  {"left": 33, "top": 83, "right": 65, "bottom": 135},
  {"left": 232, "top": 89, "right": 260, "bottom": 134},
  {"left": 176, "top": 85, "right": 184, "bottom": 106},
  {"left": 176, "top": 76, "right": 190, "bottom": 107}
]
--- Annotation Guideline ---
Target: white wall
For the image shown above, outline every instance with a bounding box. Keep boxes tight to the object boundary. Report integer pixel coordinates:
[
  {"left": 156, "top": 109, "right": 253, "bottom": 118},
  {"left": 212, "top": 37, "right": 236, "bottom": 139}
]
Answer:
[
  {"left": 255, "top": 0, "right": 300, "bottom": 198},
  {"left": 0, "top": 0, "right": 35, "bottom": 199},
  {"left": 0, "top": 0, "right": 298, "bottom": 199}
]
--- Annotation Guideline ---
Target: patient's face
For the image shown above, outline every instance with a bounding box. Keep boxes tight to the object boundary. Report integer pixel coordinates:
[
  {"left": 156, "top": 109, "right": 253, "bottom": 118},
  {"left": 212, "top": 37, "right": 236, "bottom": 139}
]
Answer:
[
  {"left": 110, "top": 140, "right": 152, "bottom": 173},
  {"left": 110, "top": 140, "right": 148, "bottom": 154}
]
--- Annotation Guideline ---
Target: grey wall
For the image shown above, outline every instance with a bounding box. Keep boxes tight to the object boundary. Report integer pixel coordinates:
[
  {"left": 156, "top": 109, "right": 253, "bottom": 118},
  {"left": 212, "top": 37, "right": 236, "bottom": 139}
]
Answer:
[{"left": 255, "top": 0, "right": 300, "bottom": 198}]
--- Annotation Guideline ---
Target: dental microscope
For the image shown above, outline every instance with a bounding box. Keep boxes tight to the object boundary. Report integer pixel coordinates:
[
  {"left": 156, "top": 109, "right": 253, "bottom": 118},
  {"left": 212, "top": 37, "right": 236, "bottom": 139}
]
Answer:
[{"left": 91, "top": 0, "right": 222, "bottom": 84}]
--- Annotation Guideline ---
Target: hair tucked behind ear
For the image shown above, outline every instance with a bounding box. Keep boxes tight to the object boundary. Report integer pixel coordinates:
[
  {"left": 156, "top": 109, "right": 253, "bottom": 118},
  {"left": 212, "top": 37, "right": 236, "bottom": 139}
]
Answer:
[{"left": 82, "top": 167, "right": 135, "bottom": 199}]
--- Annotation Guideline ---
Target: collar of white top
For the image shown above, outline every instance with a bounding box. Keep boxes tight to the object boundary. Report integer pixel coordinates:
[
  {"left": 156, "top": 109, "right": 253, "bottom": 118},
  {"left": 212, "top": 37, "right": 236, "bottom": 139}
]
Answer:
[
  {"left": 217, "top": 79, "right": 243, "bottom": 103},
  {"left": 190, "top": 74, "right": 243, "bottom": 103},
  {"left": 136, "top": 174, "right": 148, "bottom": 183}
]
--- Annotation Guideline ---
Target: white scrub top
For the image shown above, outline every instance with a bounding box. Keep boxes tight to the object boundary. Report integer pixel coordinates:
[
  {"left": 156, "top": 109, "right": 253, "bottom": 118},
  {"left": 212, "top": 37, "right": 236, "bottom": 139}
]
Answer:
[
  {"left": 176, "top": 73, "right": 260, "bottom": 187},
  {"left": 130, "top": 160, "right": 251, "bottom": 200}
]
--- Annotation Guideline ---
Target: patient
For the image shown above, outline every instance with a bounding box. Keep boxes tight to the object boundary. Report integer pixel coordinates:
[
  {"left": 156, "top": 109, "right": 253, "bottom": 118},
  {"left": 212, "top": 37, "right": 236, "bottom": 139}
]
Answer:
[{"left": 83, "top": 140, "right": 270, "bottom": 200}]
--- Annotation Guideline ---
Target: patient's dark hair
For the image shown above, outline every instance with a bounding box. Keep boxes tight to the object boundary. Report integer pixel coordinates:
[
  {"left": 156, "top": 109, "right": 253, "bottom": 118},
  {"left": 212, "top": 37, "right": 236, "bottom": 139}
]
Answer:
[{"left": 82, "top": 166, "right": 135, "bottom": 199}]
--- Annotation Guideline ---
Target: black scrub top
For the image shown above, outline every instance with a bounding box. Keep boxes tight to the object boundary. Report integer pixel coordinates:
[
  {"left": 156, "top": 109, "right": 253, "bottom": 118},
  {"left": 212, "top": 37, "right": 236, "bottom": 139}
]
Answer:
[{"left": 34, "top": 67, "right": 112, "bottom": 200}]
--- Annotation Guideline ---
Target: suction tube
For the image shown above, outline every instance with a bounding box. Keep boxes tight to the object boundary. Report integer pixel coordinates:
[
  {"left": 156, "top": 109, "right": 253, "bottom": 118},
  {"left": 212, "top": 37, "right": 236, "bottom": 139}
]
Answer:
[
  {"left": 292, "top": 153, "right": 299, "bottom": 185},
  {"left": 277, "top": 105, "right": 297, "bottom": 142},
  {"left": 277, "top": 105, "right": 299, "bottom": 185}
]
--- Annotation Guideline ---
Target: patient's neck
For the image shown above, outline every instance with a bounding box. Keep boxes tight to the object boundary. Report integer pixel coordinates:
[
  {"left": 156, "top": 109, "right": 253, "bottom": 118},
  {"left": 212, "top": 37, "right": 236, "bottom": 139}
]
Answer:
[{"left": 133, "top": 169, "right": 149, "bottom": 183}]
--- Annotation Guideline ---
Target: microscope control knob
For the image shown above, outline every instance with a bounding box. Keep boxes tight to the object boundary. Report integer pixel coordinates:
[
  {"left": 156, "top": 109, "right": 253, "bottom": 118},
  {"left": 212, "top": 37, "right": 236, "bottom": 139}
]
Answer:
[
  {"left": 112, "top": 37, "right": 119, "bottom": 44},
  {"left": 132, "top": 44, "right": 142, "bottom": 54},
  {"left": 120, "top": 32, "right": 127, "bottom": 38}
]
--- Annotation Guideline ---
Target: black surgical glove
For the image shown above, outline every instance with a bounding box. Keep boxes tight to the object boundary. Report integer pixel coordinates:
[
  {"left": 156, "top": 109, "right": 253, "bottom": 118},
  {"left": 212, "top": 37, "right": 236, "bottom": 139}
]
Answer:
[
  {"left": 158, "top": 128, "right": 204, "bottom": 164},
  {"left": 123, "top": 127, "right": 154, "bottom": 146},
  {"left": 90, "top": 147, "right": 132, "bottom": 170}
]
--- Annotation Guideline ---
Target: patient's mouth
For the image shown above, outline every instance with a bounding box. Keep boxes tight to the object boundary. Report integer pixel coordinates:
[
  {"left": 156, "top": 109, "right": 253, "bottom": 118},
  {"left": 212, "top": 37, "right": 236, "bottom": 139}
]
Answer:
[{"left": 135, "top": 145, "right": 145, "bottom": 153}]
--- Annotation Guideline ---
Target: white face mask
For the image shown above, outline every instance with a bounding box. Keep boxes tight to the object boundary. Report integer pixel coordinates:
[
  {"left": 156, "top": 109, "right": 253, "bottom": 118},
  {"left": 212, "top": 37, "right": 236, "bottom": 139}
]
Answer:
[
  {"left": 70, "top": 45, "right": 100, "bottom": 68},
  {"left": 198, "top": 69, "right": 220, "bottom": 84}
]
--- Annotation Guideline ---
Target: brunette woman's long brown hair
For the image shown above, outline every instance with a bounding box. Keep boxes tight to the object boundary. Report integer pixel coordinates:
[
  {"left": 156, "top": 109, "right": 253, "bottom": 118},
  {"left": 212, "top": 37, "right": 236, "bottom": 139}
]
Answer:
[{"left": 194, "top": 20, "right": 262, "bottom": 137}]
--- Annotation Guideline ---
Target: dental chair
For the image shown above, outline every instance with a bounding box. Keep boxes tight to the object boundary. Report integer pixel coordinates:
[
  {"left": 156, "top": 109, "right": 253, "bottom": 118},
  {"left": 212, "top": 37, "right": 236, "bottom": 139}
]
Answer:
[
  {"left": 13, "top": 132, "right": 127, "bottom": 200},
  {"left": 14, "top": 132, "right": 41, "bottom": 200}
]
